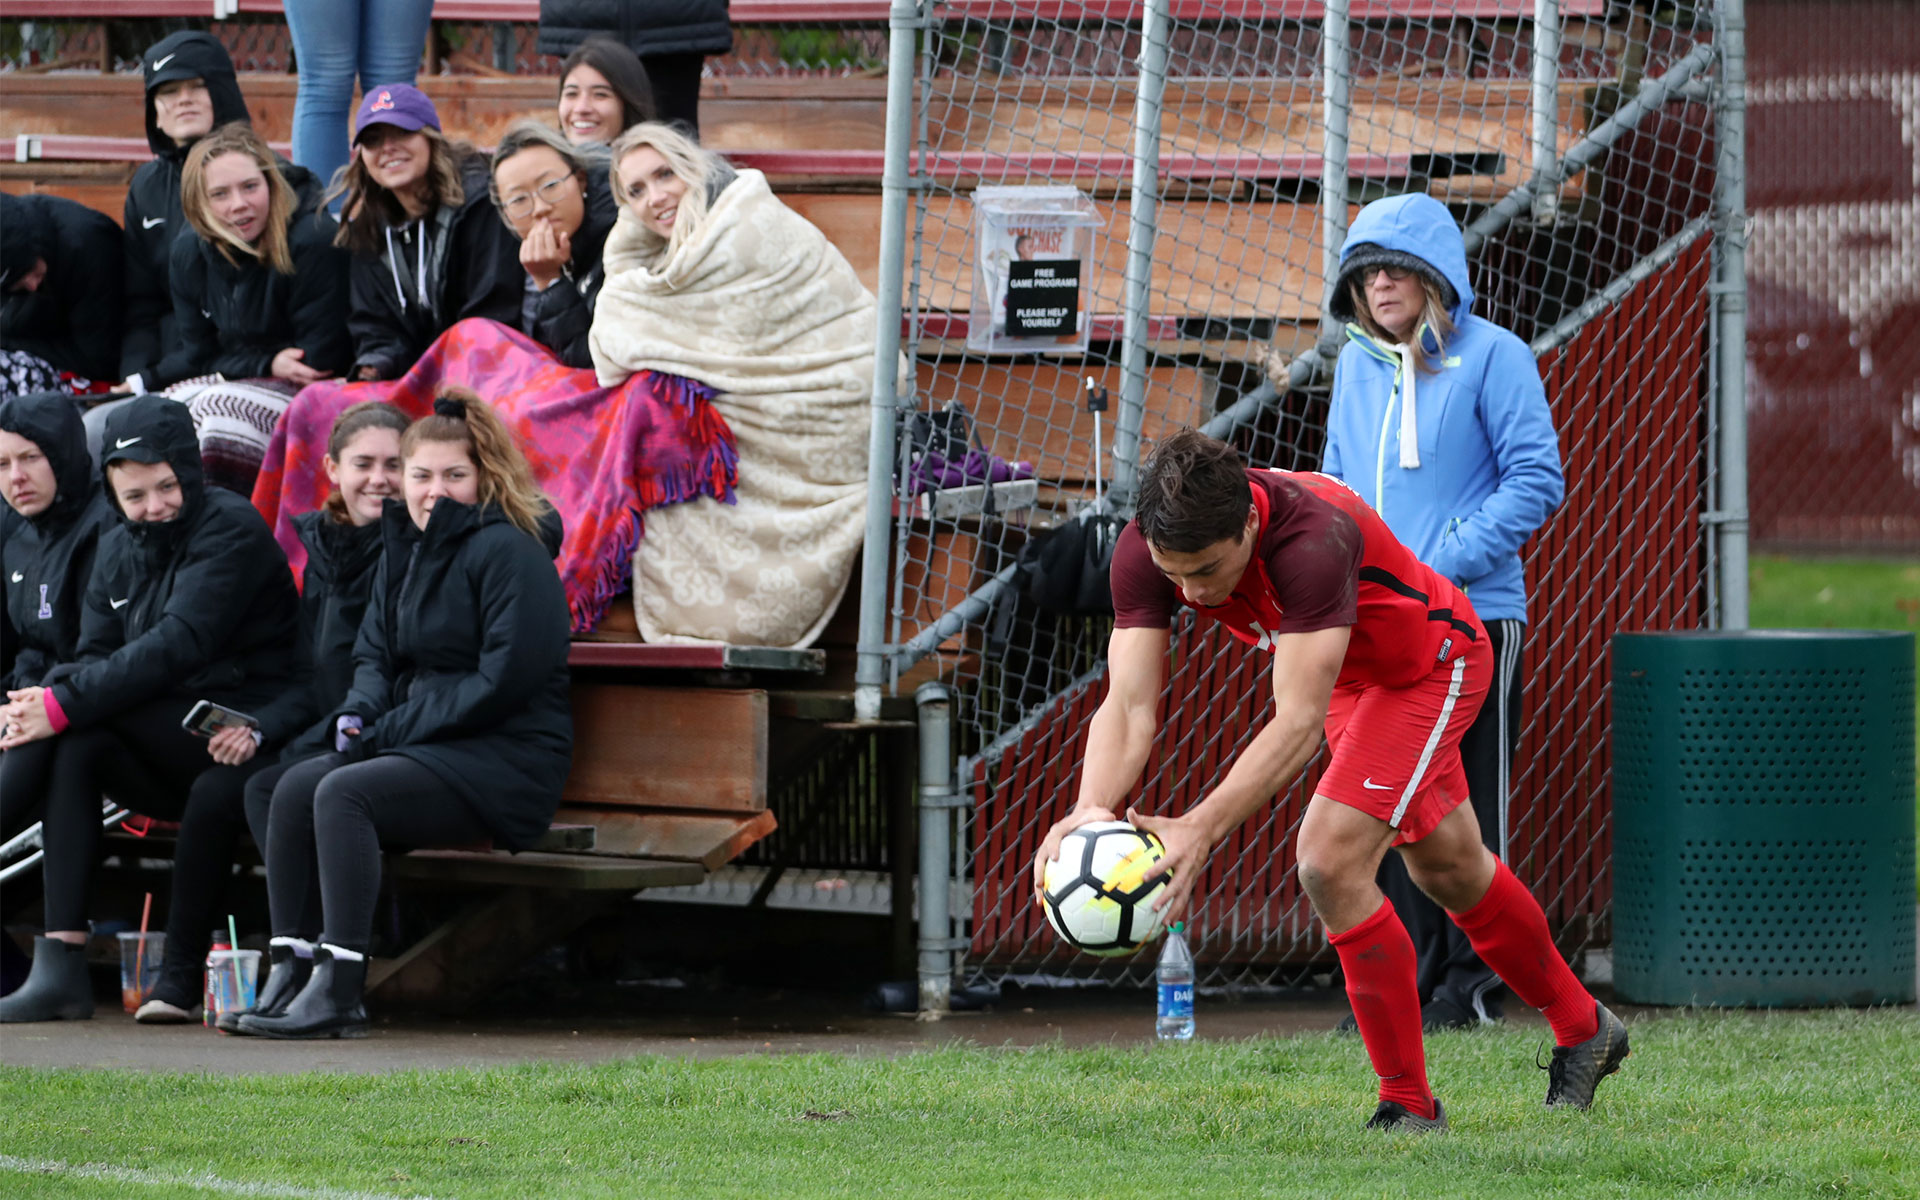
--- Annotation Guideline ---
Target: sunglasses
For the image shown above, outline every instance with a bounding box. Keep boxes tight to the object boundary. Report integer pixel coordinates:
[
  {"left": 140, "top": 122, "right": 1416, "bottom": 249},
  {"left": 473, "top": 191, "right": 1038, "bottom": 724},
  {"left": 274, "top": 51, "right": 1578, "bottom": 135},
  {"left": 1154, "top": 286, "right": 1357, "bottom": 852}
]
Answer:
[{"left": 1361, "top": 264, "right": 1415, "bottom": 284}]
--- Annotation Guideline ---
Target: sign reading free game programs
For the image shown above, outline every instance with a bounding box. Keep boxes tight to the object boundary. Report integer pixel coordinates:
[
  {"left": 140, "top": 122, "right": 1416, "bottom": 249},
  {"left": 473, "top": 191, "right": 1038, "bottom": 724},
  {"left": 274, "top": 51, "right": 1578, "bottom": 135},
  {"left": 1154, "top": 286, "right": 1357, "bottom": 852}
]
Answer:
[
  {"left": 969, "top": 185, "right": 1102, "bottom": 354},
  {"left": 1006, "top": 257, "right": 1081, "bottom": 336}
]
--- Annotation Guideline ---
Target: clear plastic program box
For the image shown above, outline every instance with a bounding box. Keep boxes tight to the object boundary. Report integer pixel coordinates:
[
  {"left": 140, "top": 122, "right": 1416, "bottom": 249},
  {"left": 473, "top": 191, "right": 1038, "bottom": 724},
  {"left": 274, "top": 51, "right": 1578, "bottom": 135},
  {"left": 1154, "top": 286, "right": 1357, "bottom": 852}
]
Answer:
[{"left": 968, "top": 186, "right": 1103, "bottom": 355}]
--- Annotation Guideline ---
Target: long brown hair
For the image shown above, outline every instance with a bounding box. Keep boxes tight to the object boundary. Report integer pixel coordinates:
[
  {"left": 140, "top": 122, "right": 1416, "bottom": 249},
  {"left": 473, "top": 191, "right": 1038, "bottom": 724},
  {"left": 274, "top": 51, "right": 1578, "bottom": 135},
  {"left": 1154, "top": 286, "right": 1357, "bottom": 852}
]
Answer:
[
  {"left": 321, "top": 402, "right": 410, "bottom": 523},
  {"left": 559, "top": 37, "right": 655, "bottom": 134},
  {"left": 329, "top": 126, "right": 478, "bottom": 256},
  {"left": 1346, "top": 273, "right": 1456, "bottom": 375},
  {"left": 401, "top": 385, "right": 553, "bottom": 537},
  {"left": 181, "top": 123, "right": 297, "bottom": 274}
]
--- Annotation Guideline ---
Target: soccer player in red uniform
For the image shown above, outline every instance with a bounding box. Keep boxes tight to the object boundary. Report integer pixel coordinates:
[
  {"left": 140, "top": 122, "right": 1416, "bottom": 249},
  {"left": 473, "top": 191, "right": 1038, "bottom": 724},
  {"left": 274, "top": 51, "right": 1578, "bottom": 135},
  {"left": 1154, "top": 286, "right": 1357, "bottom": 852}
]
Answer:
[{"left": 1032, "top": 429, "right": 1627, "bottom": 1131}]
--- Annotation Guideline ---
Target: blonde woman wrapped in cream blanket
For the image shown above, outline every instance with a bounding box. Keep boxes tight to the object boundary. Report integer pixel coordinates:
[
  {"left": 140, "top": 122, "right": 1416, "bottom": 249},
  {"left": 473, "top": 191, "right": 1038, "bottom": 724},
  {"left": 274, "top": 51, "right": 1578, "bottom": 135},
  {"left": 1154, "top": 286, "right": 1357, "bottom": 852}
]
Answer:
[{"left": 591, "top": 125, "right": 874, "bottom": 648}]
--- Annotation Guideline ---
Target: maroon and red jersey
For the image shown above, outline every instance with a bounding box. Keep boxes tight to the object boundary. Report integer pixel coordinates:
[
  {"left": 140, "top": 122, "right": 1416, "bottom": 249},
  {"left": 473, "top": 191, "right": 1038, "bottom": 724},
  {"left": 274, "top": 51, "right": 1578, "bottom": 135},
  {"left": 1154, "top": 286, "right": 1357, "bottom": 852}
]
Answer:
[{"left": 1111, "top": 468, "right": 1483, "bottom": 689}]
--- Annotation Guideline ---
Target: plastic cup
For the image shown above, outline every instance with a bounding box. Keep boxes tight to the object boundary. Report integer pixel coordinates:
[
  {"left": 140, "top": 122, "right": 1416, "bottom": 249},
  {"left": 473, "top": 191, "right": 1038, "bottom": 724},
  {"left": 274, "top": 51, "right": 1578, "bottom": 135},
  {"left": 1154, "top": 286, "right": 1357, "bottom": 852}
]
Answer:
[
  {"left": 116, "top": 931, "right": 165, "bottom": 1013},
  {"left": 206, "top": 949, "right": 261, "bottom": 1025}
]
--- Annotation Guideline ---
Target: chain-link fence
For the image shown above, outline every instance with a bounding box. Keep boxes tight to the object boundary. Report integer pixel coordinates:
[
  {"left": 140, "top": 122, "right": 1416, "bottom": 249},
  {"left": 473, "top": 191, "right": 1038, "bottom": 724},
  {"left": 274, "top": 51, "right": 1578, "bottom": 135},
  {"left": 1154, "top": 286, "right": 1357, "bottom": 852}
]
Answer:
[
  {"left": 1745, "top": 0, "right": 1920, "bottom": 550},
  {"left": 852, "top": 0, "right": 1738, "bottom": 995}
]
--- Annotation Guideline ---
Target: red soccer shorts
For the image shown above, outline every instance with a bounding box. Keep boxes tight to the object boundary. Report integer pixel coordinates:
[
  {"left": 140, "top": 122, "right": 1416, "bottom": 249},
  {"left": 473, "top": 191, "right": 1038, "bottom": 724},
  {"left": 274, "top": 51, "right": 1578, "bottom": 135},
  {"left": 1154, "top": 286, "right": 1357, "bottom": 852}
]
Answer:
[{"left": 1318, "top": 635, "right": 1493, "bottom": 845}]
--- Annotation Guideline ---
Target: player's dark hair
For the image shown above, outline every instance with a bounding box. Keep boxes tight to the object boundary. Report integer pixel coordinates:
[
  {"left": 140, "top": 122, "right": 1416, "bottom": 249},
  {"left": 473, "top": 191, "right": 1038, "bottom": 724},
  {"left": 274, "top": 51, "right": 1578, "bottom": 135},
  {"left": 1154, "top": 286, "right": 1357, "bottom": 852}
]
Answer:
[{"left": 1135, "top": 428, "right": 1251, "bottom": 553}]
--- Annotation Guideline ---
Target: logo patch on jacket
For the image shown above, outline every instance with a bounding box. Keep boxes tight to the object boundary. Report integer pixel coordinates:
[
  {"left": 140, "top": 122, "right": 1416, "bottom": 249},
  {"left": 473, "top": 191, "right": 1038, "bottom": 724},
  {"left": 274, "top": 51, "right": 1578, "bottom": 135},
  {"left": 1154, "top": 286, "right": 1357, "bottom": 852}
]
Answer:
[
  {"left": 38, "top": 584, "right": 52, "bottom": 620},
  {"left": 1437, "top": 636, "right": 1453, "bottom": 663}
]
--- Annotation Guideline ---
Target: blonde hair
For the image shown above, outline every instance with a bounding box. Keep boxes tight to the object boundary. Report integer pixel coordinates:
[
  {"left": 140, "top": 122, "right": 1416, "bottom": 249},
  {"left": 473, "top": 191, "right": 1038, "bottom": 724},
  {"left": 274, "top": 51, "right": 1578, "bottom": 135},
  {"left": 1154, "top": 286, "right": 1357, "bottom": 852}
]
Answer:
[
  {"left": 401, "top": 386, "right": 553, "bottom": 538},
  {"left": 181, "top": 124, "right": 297, "bottom": 275},
  {"left": 330, "top": 126, "right": 477, "bottom": 256},
  {"left": 608, "top": 120, "right": 728, "bottom": 260},
  {"left": 1347, "top": 273, "right": 1456, "bottom": 375}
]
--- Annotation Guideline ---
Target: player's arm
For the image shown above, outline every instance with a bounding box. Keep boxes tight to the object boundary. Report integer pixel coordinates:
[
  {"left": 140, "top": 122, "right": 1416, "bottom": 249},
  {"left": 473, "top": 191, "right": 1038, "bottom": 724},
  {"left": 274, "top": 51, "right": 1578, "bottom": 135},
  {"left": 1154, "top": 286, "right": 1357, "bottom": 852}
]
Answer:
[
  {"left": 1132, "top": 623, "right": 1350, "bottom": 922},
  {"left": 1030, "top": 624, "right": 1168, "bottom": 897}
]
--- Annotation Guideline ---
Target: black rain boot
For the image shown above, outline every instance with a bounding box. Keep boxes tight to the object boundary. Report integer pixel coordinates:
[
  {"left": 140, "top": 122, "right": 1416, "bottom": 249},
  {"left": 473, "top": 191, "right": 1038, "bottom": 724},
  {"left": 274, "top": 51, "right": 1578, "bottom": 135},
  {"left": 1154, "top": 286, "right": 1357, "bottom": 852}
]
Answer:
[
  {"left": 218, "top": 943, "right": 312, "bottom": 1035},
  {"left": 237, "top": 947, "right": 367, "bottom": 1040},
  {"left": 0, "top": 936, "right": 95, "bottom": 1023}
]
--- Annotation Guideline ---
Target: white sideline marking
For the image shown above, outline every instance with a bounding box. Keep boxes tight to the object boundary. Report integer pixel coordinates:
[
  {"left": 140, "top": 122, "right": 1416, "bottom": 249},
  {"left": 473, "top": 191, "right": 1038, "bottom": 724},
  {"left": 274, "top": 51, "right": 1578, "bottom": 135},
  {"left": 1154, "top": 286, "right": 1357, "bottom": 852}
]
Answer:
[{"left": 0, "top": 1154, "right": 440, "bottom": 1200}]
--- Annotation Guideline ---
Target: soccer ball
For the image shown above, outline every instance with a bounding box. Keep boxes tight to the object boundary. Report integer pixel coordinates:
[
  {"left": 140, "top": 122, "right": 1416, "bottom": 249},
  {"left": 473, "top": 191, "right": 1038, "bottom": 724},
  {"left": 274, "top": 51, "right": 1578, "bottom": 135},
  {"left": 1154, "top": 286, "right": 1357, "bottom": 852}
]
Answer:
[{"left": 1039, "top": 821, "right": 1170, "bottom": 957}]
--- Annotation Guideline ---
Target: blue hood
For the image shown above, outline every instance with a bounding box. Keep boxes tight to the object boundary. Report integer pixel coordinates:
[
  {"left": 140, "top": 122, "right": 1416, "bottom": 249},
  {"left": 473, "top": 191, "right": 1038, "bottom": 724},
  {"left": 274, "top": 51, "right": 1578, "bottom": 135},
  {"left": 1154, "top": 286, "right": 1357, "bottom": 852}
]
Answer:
[{"left": 1330, "top": 192, "right": 1475, "bottom": 327}]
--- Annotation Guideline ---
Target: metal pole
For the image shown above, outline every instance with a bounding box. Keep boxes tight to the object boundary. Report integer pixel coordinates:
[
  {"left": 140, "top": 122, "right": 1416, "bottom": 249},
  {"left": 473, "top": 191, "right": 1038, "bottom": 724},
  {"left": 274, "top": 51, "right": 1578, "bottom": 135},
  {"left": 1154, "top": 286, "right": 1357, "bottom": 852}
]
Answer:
[
  {"left": 915, "top": 681, "right": 956, "bottom": 1018},
  {"left": 1530, "top": 0, "right": 1562, "bottom": 224},
  {"left": 1320, "top": 0, "right": 1352, "bottom": 346},
  {"left": 854, "top": 0, "right": 924, "bottom": 723},
  {"left": 1712, "top": 0, "right": 1750, "bottom": 628},
  {"left": 1464, "top": 40, "right": 1718, "bottom": 255},
  {"left": 1111, "top": 0, "right": 1171, "bottom": 512}
]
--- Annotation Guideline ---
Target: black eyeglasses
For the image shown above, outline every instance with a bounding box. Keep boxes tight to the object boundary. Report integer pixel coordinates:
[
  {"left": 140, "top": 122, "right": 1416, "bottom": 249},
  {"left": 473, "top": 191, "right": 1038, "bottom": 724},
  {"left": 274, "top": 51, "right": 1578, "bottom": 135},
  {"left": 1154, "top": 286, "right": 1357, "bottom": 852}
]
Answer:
[{"left": 1361, "top": 264, "right": 1414, "bottom": 284}]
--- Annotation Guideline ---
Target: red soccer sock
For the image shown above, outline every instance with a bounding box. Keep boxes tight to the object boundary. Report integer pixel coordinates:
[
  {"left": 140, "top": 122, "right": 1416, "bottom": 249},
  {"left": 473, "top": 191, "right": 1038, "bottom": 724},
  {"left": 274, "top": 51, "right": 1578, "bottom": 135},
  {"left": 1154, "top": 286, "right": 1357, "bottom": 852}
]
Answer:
[
  {"left": 1329, "top": 900, "right": 1434, "bottom": 1118},
  {"left": 1448, "top": 858, "right": 1598, "bottom": 1046}
]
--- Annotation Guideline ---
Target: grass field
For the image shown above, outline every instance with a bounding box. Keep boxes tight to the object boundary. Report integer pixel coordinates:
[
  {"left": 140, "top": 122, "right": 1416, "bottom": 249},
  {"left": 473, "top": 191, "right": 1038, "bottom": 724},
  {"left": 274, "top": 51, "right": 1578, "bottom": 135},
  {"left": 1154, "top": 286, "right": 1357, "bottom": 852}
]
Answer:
[{"left": 3, "top": 1010, "right": 1917, "bottom": 1199}]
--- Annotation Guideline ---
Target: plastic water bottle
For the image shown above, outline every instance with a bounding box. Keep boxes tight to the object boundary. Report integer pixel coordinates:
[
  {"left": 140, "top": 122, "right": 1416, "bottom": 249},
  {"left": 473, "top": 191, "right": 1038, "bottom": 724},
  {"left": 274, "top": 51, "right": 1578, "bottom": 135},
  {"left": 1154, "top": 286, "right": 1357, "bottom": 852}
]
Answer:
[
  {"left": 1156, "top": 920, "right": 1195, "bottom": 1041},
  {"left": 203, "top": 929, "right": 230, "bottom": 1027}
]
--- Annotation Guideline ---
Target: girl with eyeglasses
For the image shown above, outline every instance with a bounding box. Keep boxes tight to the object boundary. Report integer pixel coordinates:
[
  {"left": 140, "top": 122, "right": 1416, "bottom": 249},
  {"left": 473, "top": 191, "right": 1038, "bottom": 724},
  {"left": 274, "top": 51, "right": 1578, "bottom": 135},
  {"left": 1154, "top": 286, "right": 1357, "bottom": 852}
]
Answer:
[{"left": 489, "top": 121, "right": 620, "bottom": 369}]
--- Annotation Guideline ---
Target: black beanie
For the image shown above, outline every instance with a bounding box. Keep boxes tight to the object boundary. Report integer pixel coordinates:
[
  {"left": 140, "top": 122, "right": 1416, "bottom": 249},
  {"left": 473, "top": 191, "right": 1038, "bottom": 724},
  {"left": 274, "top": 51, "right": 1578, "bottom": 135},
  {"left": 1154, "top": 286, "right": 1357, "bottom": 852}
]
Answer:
[{"left": 1327, "top": 243, "right": 1457, "bottom": 323}]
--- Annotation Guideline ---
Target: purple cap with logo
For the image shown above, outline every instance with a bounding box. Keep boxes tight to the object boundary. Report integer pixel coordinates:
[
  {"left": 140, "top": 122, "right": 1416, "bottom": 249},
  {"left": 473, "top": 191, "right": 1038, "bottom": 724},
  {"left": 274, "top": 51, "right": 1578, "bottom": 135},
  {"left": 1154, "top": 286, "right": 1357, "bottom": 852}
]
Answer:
[{"left": 353, "top": 83, "right": 441, "bottom": 143}]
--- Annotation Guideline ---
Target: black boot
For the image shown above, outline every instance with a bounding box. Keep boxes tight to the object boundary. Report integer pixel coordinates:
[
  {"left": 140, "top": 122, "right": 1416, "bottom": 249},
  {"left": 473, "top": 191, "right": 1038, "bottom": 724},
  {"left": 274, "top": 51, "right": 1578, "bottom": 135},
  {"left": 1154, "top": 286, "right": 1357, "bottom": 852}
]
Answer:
[
  {"left": 217, "top": 943, "right": 312, "bottom": 1035},
  {"left": 134, "top": 956, "right": 201, "bottom": 1024},
  {"left": 237, "top": 947, "right": 367, "bottom": 1039},
  {"left": 0, "top": 936, "right": 95, "bottom": 1023}
]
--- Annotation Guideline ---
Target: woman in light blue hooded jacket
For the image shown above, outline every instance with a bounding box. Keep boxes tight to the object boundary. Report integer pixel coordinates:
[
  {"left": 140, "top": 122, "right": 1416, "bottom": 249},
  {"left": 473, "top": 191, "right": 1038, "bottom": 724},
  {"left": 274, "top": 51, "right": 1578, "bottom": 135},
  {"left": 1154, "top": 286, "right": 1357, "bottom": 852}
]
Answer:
[{"left": 1321, "top": 192, "right": 1564, "bottom": 1032}]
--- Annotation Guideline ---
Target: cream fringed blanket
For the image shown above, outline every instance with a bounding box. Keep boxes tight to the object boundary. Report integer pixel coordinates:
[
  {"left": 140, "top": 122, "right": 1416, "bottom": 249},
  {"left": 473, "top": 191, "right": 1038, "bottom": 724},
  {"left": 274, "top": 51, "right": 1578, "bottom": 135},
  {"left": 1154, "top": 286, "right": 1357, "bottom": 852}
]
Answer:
[{"left": 590, "top": 169, "right": 874, "bottom": 648}]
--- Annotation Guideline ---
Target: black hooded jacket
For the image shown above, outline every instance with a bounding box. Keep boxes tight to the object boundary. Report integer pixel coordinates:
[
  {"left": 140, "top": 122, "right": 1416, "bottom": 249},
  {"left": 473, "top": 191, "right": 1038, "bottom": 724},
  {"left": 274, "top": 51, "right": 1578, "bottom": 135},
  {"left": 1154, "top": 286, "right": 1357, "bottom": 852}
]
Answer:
[
  {"left": 347, "top": 155, "right": 525, "bottom": 381},
  {"left": 122, "top": 32, "right": 321, "bottom": 385},
  {"left": 338, "top": 498, "right": 572, "bottom": 850},
  {"left": 48, "top": 396, "right": 304, "bottom": 743},
  {"left": 0, "top": 194, "right": 125, "bottom": 383},
  {"left": 537, "top": 0, "right": 734, "bottom": 58},
  {"left": 0, "top": 394, "right": 118, "bottom": 691},
  {"left": 522, "top": 169, "right": 618, "bottom": 369},
  {"left": 148, "top": 199, "right": 352, "bottom": 389},
  {"left": 269, "top": 508, "right": 386, "bottom": 759}
]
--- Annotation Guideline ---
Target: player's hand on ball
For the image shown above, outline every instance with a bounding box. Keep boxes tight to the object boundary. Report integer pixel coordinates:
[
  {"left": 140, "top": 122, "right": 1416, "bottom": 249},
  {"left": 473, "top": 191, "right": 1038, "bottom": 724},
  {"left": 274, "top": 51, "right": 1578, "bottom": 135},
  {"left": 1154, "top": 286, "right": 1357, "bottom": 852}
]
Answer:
[
  {"left": 1127, "top": 806, "right": 1210, "bottom": 925},
  {"left": 1031, "top": 805, "right": 1119, "bottom": 902}
]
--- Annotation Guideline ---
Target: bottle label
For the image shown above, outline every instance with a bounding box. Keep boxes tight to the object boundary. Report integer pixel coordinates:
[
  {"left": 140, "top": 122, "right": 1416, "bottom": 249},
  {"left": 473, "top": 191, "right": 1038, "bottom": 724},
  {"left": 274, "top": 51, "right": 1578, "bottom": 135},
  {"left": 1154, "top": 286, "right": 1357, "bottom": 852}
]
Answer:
[{"left": 1158, "top": 983, "right": 1194, "bottom": 1018}]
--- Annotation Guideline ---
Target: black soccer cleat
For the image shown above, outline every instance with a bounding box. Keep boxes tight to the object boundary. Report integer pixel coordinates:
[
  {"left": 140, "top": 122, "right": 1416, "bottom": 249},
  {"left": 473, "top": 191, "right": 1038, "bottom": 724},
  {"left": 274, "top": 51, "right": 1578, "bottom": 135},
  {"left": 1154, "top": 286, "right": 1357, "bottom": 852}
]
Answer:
[
  {"left": 1543, "top": 1001, "right": 1630, "bottom": 1109},
  {"left": 1364, "top": 1098, "right": 1448, "bottom": 1133}
]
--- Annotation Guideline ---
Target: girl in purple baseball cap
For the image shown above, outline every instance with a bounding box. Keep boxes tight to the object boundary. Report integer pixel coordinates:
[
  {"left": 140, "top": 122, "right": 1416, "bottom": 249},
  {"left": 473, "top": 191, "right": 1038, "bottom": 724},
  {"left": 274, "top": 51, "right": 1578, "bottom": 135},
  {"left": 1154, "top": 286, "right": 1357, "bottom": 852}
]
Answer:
[{"left": 327, "top": 84, "right": 522, "bottom": 383}]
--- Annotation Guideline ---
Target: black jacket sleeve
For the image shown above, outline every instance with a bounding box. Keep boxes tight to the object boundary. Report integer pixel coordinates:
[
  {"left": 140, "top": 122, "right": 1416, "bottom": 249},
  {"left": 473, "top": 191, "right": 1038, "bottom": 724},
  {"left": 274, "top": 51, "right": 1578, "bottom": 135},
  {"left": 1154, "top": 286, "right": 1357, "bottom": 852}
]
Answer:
[
  {"left": 528, "top": 279, "right": 595, "bottom": 369},
  {"left": 150, "top": 238, "right": 221, "bottom": 388},
  {"left": 243, "top": 623, "right": 318, "bottom": 747},
  {"left": 359, "top": 530, "right": 570, "bottom": 753},
  {"left": 286, "top": 223, "right": 354, "bottom": 377},
  {"left": 119, "top": 185, "right": 167, "bottom": 382},
  {"left": 336, "top": 553, "right": 397, "bottom": 725},
  {"left": 51, "top": 516, "right": 283, "bottom": 729},
  {"left": 347, "top": 252, "right": 407, "bottom": 381}
]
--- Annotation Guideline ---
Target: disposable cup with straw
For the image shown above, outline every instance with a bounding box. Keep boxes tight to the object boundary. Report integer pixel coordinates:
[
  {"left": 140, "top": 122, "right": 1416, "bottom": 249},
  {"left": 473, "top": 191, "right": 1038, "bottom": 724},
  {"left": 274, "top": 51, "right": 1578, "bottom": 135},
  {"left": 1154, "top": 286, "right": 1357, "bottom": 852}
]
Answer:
[{"left": 119, "top": 892, "right": 154, "bottom": 1012}]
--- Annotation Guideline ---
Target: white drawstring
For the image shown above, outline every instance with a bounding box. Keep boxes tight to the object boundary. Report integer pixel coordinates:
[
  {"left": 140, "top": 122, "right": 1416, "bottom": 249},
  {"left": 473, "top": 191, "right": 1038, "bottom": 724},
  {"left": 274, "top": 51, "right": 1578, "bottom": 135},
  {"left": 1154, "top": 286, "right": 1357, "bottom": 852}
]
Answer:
[
  {"left": 382, "top": 222, "right": 430, "bottom": 314},
  {"left": 1391, "top": 339, "right": 1420, "bottom": 469}
]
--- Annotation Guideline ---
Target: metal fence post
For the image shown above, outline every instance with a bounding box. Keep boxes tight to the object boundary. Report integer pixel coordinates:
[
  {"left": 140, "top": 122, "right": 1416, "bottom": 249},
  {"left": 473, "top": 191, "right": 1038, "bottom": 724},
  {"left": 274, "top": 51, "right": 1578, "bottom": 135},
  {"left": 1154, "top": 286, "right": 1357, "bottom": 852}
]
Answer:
[
  {"left": 1711, "top": 0, "right": 1750, "bottom": 629},
  {"left": 915, "top": 682, "right": 956, "bottom": 1018},
  {"left": 1110, "top": 0, "right": 1171, "bottom": 512},
  {"left": 854, "top": 0, "right": 924, "bottom": 722},
  {"left": 1320, "top": 0, "right": 1351, "bottom": 347},
  {"left": 1530, "top": 0, "right": 1562, "bottom": 224}
]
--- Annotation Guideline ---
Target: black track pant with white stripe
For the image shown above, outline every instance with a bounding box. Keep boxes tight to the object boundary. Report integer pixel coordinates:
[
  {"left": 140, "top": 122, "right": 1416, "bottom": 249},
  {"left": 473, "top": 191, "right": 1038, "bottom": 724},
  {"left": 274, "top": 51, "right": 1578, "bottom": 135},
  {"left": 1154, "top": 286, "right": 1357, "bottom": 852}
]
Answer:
[{"left": 1377, "top": 617, "right": 1525, "bottom": 1021}]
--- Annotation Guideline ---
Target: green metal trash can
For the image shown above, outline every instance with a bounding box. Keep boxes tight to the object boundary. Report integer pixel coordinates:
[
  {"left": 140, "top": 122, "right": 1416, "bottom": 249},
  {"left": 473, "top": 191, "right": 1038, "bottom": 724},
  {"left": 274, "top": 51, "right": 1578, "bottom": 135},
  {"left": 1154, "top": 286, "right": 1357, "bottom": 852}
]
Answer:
[{"left": 1612, "top": 630, "right": 1916, "bottom": 1006}]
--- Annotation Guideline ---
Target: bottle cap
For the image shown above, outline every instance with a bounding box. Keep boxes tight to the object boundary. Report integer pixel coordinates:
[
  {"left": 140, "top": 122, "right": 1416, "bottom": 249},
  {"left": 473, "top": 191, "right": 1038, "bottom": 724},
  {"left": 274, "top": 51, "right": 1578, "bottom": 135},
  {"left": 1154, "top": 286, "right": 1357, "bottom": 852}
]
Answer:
[{"left": 1170, "top": 921, "right": 1185, "bottom": 934}]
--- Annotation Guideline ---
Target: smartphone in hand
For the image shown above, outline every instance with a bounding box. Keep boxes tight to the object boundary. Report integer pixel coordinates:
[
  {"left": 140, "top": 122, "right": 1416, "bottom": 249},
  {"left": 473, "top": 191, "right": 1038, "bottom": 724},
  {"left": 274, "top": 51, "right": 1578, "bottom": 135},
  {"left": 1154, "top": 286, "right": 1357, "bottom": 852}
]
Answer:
[{"left": 180, "top": 699, "right": 260, "bottom": 739}]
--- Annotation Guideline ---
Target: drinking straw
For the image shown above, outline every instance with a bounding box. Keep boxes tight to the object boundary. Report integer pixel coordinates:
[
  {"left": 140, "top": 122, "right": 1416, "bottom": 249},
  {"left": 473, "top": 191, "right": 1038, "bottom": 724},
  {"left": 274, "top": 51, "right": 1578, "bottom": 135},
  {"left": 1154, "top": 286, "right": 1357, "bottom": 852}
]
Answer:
[
  {"left": 226, "top": 914, "right": 242, "bottom": 1011},
  {"left": 227, "top": 914, "right": 239, "bottom": 955},
  {"left": 132, "top": 892, "right": 153, "bottom": 1001}
]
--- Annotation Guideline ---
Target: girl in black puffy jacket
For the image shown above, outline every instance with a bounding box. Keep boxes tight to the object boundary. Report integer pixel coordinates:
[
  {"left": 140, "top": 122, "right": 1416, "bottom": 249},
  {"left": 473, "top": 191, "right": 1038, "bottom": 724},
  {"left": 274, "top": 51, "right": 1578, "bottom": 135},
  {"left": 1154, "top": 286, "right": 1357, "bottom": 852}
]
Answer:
[
  {"left": 215, "top": 401, "right": 406, "bottom": 1034},
  {"left": 0, "top": 397, "right": 304, "bottom": 1025},
  {"left": 0, "top": 394, "right": 117, "bottom": 833},
  {"left": 242, "top": 388, "right": 572, "bottom": 1040}
]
